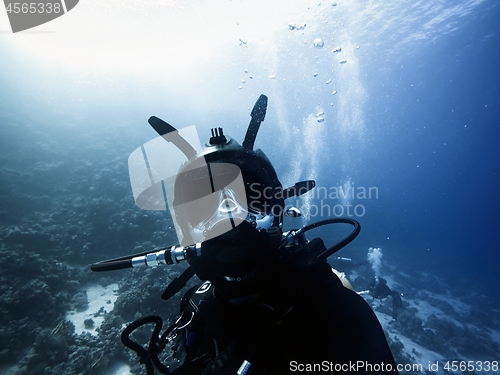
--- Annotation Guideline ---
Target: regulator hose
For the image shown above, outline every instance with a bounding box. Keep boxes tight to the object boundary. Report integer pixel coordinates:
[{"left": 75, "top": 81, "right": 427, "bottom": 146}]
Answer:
[{"left": 295, "top": 218, "right": 361, "bottom": 261}]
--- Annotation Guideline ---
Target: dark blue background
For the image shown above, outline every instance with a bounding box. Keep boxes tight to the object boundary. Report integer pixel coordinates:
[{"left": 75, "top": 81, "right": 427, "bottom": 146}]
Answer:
[{"left": 356, "top": 9, "right": 500, "bottom": 292}]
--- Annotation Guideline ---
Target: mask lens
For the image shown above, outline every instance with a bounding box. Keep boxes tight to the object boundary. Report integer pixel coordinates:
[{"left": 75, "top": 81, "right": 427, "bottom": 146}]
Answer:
[
  {"left": 190, "top": 188, "right": 249, "bottom": 242},
  {"left": 173, "top": 163, "right": 249, "bottom": 244},
  {"left": 218, "top": 193, "right": 241, "bottom": 214}
]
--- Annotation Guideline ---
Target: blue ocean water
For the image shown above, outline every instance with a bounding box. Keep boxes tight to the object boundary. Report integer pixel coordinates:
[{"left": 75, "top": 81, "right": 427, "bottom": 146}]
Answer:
[{"left": 1, "top": 0, "right": 499, "bottom": 373}]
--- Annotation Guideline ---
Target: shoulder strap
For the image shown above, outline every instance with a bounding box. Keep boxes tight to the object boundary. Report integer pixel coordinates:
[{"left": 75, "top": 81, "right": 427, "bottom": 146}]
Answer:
[{"left": 184, "top": 281, "right": 213, "bottom": 314}]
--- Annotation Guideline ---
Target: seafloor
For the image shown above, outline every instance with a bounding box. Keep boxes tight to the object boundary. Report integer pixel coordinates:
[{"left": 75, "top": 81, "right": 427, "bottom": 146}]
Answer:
[{"left": 1, "top": 239, "right": 499, "bottom": 375}]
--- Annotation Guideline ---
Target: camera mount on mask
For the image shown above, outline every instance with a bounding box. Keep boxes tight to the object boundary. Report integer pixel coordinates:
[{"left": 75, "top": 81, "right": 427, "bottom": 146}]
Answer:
[{"left": 90, "top": 95, "right": 361, "bottom": 375}]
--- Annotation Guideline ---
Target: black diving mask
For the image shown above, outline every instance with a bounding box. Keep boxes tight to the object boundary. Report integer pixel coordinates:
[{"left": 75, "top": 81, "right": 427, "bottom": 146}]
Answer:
[
  {"left": 172, "top": 159, "right": 277, "bottom": 246},
  {"left": 183, "top": 186, "right": 275, "bottom": 244}
]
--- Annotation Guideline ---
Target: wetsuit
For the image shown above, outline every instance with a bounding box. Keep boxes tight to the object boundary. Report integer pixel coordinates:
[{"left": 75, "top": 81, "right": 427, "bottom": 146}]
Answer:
[{"left": 175, "top": 247, "right": 398, "bottom": 374}]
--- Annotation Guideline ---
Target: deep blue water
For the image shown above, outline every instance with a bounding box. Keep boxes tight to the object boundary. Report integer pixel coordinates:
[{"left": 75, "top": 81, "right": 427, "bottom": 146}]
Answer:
[
  {"left": 1, "top": 0, "right": 499, "bottom": 363},
  {"left": 1, "top": 1, "right": 499, "bottom": 280},
  {"left": 361, "top": 9, "right": 500, "bottom": 289}
]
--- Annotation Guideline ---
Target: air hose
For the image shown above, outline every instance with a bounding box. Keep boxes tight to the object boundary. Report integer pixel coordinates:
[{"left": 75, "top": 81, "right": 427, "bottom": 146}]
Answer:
[
  {"left": 121, "top": 315, "right": 174, "bottom": 375},
  {"left": 291, "top": 218, "right": 361, "bottom": 261}
]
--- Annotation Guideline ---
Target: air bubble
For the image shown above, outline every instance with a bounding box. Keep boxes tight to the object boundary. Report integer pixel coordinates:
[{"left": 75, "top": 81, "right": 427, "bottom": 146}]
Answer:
[
  {"left": 288, "top": 23, "right": 306, "bottom": 30},
  {"left": 316, "top": 111, "right": 325, "bottom": 122},
  {"left": 313, "top": 38, "right": 324, "bottom": 48}
]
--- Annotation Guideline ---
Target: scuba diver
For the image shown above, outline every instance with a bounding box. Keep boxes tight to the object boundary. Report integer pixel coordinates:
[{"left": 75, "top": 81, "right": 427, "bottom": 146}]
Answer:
[
  {"left": 369, "top": 277, "right": 403, "bottom": 320},
  {"left": 92, "top": 95, "right": 398, "bottom": 374}
]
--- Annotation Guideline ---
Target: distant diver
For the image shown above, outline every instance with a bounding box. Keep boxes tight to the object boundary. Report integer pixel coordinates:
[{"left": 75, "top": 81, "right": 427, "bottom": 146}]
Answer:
[{"left": 369, "top": 277, "right": 403, "bottom": 320}]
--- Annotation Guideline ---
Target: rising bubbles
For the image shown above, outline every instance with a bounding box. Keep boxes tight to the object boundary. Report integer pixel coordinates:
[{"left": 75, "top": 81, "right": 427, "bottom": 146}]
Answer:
[{"left": 313, "top": 38, "right": 325, "bottom": 48}]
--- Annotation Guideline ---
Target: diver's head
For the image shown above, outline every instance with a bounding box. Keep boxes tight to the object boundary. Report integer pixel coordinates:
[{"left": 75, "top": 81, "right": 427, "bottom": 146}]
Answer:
[
  {"left": 126, "top": 95, "right": 317, "bottom": 298},
  {"left": 172, "top": 128, "right": 284, "bottom": 299}
]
